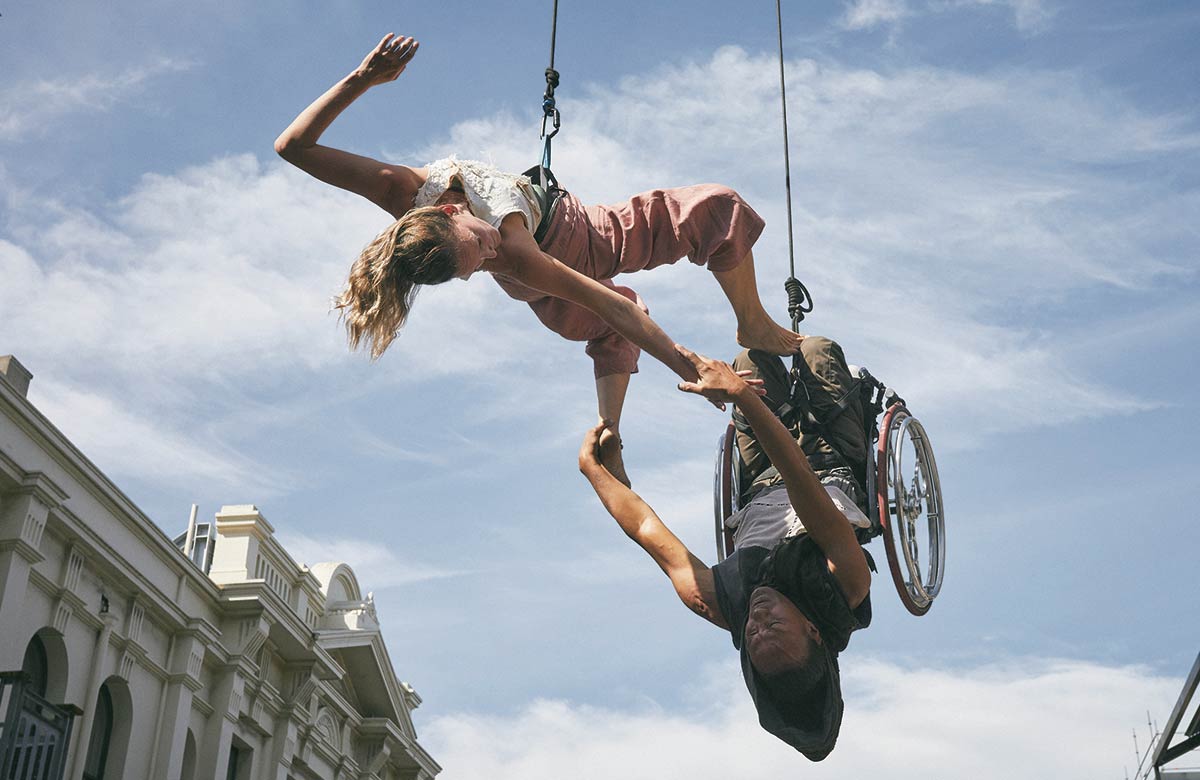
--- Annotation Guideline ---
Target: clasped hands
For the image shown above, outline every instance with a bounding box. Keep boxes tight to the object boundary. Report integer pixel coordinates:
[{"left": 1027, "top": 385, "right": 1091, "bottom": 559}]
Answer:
[{"left": 579, "top": 345, "right": 764, "bottom": 479}]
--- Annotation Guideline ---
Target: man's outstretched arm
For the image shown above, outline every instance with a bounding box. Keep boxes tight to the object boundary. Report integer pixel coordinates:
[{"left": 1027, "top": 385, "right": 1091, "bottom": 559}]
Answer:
[
  {"left": 578, "top": 423, "right": 728, "bottom": 629},
  {"left": 676, "top": 345, "right": 871, "bottom": 609}
]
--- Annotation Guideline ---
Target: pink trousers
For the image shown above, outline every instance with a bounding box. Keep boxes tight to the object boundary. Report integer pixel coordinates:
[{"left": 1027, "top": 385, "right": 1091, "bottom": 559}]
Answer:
[{"left": 492, "top": 184, "right": 765, "bottom": 378}]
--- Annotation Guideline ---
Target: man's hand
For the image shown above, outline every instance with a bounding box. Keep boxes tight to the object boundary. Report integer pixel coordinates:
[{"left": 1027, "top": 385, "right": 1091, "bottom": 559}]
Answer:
[
  {"left": 598, "top": 427, "right": 631, "bottom": 488},
  {"left": 578, "top": 422, "right": 609, "bottom": 479},
  {"left": 674, "top": 344, "right": 766, "bottom": 405},
  {"left": 355, "top": 33, "right": 419, "bottom": 87}
]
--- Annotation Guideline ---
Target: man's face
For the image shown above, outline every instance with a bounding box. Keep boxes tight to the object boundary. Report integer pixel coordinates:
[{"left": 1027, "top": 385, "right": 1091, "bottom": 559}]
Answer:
[{"left": 745, "top": 586, "right": 822, "bottom": 676}]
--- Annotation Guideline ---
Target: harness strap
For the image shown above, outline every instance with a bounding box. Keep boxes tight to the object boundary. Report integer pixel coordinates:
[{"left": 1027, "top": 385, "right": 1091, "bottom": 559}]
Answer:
[{"left": 522, "top": 165, "right": 565, "bottom": 244}]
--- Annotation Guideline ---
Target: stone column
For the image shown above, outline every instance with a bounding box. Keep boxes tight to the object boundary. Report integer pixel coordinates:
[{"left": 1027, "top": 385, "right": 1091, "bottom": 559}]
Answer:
[
  {"left": 194, "top": 663, "right": 244, "bottom": 780},
  {"left": 147, "top": 631, "right": 207, "bottom": 780},
  {"left": 264, "top": 716, "right": 300, "bottom": 780},
  {"left": 0, "top": 483, "right": 56, "bottom": 666},
  {"left": 66, "top": 611, "right": 117, "bottom": 780},
  {"left": 265, "top": 661, "right": 316, "bottom": 780}
]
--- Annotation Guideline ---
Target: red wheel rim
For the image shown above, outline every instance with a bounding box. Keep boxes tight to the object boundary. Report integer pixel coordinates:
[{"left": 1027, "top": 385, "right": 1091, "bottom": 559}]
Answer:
[
  {"left": 877, "top": 403, "right": 932, "bottom": 616},
  {"left": 719, "top": 420, "right": 736, "bottom": 560}
]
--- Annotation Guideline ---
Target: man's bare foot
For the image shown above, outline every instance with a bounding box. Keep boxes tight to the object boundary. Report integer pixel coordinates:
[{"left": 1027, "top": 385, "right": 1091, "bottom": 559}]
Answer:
[
  {"left": 598, "top": 427, "right": 631, "bottom": 488},
  {"left": 736, "top": 318, "right": 804, "bottom": 355}
]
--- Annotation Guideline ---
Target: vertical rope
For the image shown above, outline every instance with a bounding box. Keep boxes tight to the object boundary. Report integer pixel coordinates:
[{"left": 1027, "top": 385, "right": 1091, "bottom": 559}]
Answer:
[
  {"left": 775, "top": 0, "right": 812, "bottom": 329},
  {"left": 541, "top": 0, "right": 562, "bottom": 170},
  {"left": 548, "top": 0, "right": 558, "bottom": 70},
  {"left": 777, "top": 0, "right": 795, "bottom": 287}
]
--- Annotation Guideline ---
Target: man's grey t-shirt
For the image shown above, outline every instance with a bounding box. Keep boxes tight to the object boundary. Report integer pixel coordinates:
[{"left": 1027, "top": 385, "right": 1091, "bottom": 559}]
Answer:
[
  {"left": 714, "top": 485, "right": 872, "bottom": 652},
  {"left": 711, "top": 483, "right": 872, "bottom": 760}
]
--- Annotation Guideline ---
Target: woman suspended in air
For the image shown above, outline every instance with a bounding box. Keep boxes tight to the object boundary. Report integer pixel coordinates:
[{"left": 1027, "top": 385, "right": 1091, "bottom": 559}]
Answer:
[{"left": 275, "top": 33, "right": 801, "bottom": 482}]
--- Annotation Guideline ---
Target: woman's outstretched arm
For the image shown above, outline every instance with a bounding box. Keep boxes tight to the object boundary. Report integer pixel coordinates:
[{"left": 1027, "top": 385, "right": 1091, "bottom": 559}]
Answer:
[
  {"left": 493, "top": 215, "right": 704, "bottom": 388},
  {"left": 274, "top": 33, "right": 425, "bottom": 218}
]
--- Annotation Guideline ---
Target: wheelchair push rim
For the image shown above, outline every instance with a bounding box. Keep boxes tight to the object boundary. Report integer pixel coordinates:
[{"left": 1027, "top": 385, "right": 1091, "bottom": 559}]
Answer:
[
  {"left": 713, "top": 421, "right": 738, "bottom": 562},
  {"left": 876, "top": 403, "right": 945, "bottom": 616}
]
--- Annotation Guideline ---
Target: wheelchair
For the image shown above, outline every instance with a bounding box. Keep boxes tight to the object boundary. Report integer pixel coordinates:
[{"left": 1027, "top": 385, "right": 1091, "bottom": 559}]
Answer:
[{"left": 713, "top": 363, "right": 945, "bottom": 616}]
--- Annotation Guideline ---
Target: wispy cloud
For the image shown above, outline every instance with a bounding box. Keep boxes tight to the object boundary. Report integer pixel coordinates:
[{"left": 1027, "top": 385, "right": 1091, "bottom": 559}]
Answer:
[
  {"left": 30, "top": 376, "right": 288, "bottom": 494},
  {"left": 845, "top": 0, "right": 1057, "bottom": 36},
  {"left": 423, "top": 656, "right": 1180, "bottom": 779},
  {"left": 840, "top": 0, "right": 913, "bottom": 31},
  {"left": 420, "top": 48, "right": 1195, "bottom": 444},
  {"left": 2, "top": 44, "right": 1194, "bottom": 491},
  {"left": 0, "top": 58, "right": 193, "bottom": 141},
  {"left": 277, "top": 532, "right": 468, "bottom": 590}
]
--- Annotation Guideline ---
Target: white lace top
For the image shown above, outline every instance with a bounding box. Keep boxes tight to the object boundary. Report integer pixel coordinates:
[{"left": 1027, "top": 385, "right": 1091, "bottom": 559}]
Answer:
[{"left": 413, "top": 157, "right": 542, "bottom": 232}]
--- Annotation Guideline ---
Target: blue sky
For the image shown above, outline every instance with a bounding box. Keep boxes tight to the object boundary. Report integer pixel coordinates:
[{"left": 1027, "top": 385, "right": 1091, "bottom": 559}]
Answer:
[{"left": 2, "top": 0, "right": 1198, "bottom": 776}]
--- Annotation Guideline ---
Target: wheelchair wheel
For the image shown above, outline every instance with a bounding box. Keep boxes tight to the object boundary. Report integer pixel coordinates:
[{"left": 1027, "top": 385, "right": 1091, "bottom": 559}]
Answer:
[
  {"left": 713, "top": 421, "right": 738, "bottom": 562},
  {"left": 876, "top": 404, "right": 945, "bottom": 616}
]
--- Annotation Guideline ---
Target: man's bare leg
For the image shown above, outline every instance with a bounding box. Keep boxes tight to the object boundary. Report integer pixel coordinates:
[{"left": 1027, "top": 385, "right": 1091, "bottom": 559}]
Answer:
[
  {"left": 596, "top": 372, "right": 632, "bottom": 487},
  {"left": 713, "top": 249, "right": 805, "bottom": 355}
]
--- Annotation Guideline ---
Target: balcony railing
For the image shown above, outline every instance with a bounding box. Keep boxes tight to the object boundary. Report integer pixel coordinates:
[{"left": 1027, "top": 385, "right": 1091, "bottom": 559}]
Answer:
[{"left": 0, "top": 672, "right": 80, "bottom": 780}]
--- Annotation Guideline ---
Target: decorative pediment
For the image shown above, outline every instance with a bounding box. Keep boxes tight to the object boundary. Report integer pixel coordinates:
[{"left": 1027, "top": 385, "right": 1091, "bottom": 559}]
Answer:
[
  {"left": 309, "top": 563, "right": 380, "bottom": 630},
  {"left": 314, "top": 706, "right": 341, "bottom": 751}
]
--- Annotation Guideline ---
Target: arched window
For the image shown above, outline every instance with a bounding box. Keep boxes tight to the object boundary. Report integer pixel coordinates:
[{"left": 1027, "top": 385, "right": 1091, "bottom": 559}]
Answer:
[
  {"left": 21, "top": 635, "right": 48, "bottom": 698},
  {"left": 180, "top": 729, "right": 197, "bottom": 780},
  {"left": 82, "top": 683, "right": 114, "bottom": 780}
]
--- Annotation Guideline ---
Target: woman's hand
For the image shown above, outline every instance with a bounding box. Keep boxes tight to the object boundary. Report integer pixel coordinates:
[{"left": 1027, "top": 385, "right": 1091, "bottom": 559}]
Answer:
[
  {"left": 674, "top": 344, "right": 765, "bottom": 405},
  {"left": 355, "top": 33, "right": 420, "bottom": 87}
]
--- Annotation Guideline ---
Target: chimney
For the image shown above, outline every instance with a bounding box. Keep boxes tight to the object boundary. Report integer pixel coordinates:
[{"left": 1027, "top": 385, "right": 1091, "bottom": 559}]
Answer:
[{"left": 0, "top": 356, "right": 32, "bottom": 398}]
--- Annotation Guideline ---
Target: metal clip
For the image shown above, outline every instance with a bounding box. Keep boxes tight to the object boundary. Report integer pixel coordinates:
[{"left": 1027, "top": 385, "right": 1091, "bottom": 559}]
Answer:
[{"left": 540, "top": 103, "right": 561, "bottom": 140}]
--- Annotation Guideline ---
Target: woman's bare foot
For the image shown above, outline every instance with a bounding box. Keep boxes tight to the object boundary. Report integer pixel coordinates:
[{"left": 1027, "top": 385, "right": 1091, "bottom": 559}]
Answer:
[
  {"left": 598, "top": 427, "right": 631, "bottom": 488},
  {"left": 736, "top": 318, "right": 804, "bottom": 355}
]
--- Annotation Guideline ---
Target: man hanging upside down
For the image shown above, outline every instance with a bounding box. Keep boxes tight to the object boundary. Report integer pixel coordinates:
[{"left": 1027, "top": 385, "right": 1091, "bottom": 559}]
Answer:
[{"left": 578, "top": 338, "right": 873, "bottom": 760}]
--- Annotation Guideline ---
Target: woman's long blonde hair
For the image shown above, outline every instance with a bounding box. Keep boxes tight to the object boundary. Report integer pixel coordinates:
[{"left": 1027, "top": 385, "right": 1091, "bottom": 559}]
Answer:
[{"left": 334, "top": 206, "right": 459, "bottom": 359}]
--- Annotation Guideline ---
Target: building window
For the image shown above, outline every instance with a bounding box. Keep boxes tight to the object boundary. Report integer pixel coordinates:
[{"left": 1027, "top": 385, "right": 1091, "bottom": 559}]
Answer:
[
  {"left": 173, "top": 522, "right": 215, "bottom": 573},
  {"left": 226, "top": 738, "right": 252, "bottom": 780},
  {"left": 180, "top": 729, "right": 197, "bottom": 780},
  {"left": 21, "top": 635, "right": 48, "bottom": 698},
  {"left": 83, "top": 683, "right": 114, "bottom": 780}
]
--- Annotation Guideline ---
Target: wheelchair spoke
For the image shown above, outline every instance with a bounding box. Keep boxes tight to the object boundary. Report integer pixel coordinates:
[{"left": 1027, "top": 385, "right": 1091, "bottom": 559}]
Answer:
[{"left": 878, "top": 403, "right": 946, "bottom": 616}]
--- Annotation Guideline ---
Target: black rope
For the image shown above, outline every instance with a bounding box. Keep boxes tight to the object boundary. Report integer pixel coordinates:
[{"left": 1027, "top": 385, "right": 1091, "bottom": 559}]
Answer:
[
  {"left": 775, "top": 0, "right": 812, "bottom": 329},
  {"left": 785, "top": 276, "right": 813, "bottom": 326},
  {"left": 540, "top": 0, "right": 562, "bottom": 169}
]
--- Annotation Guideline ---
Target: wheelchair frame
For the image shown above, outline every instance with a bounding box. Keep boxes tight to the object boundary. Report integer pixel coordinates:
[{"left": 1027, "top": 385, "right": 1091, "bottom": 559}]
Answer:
[{"left": 713, "top": 368, "right": 945, "bottom": 616}]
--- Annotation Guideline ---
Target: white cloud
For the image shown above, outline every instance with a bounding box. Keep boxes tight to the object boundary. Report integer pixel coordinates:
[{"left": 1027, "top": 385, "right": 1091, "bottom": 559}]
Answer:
[
  {"left": 423, "top": 657, "right": 1181, "bottom": 779},
  {"left": 2, "top": 45, "right": 1195, "bottom": 491},
  {"left": 846, "top": 1, "right": 1057, "bottom": 36},
  {"left": 277, "top": 531, "right": 468, "bottom": 590},
  {"left": 841, "top": 0, "right": 912, "bottom": 31},
  {"left": 420, "top": 48, "right": 1194, "bottom": 443},
  {"left": 30, "top": 376, "right": 287, "bottom": 493},
  {"left": 0, "top": 59, "right": 193, "bottom": 141}
]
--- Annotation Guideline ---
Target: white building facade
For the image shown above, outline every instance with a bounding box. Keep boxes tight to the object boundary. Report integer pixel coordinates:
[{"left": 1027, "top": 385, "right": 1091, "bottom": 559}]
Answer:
[{"left": 0, "top": 355, "right": 441, "bottom": 780}]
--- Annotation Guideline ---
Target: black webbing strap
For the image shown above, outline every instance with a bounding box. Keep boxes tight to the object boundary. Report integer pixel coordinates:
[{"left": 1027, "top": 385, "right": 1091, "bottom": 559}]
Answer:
[{"left": 522, "top": 165, "right": 564, "bottom": 244}]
